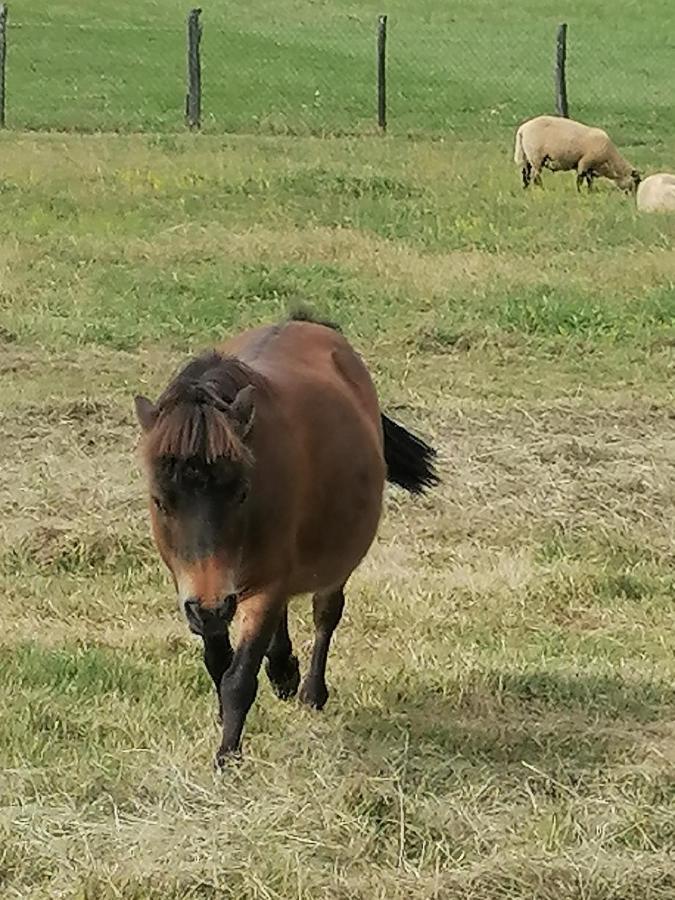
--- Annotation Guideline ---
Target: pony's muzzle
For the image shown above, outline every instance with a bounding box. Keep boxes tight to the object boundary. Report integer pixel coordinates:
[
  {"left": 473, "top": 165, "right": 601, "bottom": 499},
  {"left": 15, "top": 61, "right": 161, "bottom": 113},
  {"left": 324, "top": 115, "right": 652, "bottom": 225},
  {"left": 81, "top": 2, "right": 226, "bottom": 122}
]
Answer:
[{"left": 183, "top": 595, "right": 237, "bottom": 636}]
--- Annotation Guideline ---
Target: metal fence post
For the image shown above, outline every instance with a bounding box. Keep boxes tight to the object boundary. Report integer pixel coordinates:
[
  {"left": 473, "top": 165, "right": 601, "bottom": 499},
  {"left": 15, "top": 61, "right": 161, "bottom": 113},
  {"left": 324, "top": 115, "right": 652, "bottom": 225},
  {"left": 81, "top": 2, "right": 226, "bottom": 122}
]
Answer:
[
  {"left": 377, "top": 14, "right": 387, "bottom": 132},
  {"left": 186, "top": 7, "right": 202, "bottom": 129},
  {"left": 0, "top": 4, "right": 8, "bottom": 129},
  {"left": 555, "top": 23, "right": 569, "bottom": 117}
]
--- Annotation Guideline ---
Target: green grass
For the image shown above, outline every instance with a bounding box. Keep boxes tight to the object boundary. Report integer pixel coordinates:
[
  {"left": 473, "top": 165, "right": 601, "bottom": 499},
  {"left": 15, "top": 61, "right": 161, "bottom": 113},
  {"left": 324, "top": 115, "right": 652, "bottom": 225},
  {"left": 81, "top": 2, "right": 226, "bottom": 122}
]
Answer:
[
  {"left": 6, "top": 0, "right": 675, "bottom": 141},
  {"left": 1, "top": 93, "right": 675, "bottom": 899}
]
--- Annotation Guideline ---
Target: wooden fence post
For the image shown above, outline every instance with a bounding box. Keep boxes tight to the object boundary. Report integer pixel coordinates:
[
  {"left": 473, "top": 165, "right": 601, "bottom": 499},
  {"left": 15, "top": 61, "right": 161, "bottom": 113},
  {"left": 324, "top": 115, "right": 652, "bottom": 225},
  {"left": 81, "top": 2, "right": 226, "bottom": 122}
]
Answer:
[
  {"left": 555, "top": 23, "right": 569, "bottom": 117},
  {"left": 0, "top": 4, "right": 8, "bottom": 129},
  {"left": 186, "top": 7, "right": 202, "bottom": 129},
  {"left": 377, "top": 14, "right": 387, "bottom": 132}
]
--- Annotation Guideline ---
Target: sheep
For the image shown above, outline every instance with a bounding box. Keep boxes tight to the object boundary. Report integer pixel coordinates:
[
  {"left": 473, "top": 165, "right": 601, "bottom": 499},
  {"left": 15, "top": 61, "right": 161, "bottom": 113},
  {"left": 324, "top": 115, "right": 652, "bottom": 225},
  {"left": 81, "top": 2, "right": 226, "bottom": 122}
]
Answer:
[
  {"left": 636, "top": 173, "right": 675, "bottom": 212},
  {"left": 514, "top": 115, "right": 640, "bottom": 193}
]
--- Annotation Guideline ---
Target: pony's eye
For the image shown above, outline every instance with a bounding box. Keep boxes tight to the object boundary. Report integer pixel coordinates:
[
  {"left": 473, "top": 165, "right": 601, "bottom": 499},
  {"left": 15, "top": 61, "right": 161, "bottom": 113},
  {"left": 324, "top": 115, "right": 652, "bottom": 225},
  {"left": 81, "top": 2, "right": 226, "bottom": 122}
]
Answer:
[
  {"left": 152, "top": 496, "right": 167, "bottom": 514},
  {"left": 233, "top": 480, "right": 249, "bottom": 505}
]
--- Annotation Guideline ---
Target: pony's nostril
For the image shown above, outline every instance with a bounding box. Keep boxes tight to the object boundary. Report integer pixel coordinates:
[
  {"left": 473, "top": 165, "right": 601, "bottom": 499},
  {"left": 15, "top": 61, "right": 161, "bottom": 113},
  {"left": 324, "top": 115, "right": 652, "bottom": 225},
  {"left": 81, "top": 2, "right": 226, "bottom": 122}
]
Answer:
[
  {"left": 182, "top": 596, "right": 236, "bottom": 633},
  {"left": 216, "top": 594, "right": 238, "bottom": 621},
  {"left": 183, "top": 598, "right": 202, "bottom": 633}
]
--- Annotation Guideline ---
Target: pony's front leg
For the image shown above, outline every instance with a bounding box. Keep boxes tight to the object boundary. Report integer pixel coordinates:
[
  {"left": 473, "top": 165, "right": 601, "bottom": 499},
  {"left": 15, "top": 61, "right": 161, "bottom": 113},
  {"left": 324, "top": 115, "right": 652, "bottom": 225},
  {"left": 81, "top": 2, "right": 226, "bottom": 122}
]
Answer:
[
  {"left": 215, "top": 592, "right": 281, "bottom": 768},
  {"left": 202, "top": 632, "right": 233, "bottom": 723}
]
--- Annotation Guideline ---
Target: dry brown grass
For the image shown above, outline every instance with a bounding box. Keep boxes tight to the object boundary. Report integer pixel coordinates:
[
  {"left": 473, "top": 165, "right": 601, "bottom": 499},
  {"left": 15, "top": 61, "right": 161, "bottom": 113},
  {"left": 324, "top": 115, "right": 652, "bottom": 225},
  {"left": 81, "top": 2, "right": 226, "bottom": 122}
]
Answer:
[{"left": 3, "top": 342, "right": 675, "bottom": 898}]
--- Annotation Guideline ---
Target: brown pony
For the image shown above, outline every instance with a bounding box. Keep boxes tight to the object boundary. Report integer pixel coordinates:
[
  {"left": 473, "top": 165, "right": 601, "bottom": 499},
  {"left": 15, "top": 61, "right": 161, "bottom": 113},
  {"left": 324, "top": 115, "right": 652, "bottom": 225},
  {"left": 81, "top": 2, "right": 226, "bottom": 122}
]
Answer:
[{"left": 134, "top": 314, "right": 437, "bottom": 767}]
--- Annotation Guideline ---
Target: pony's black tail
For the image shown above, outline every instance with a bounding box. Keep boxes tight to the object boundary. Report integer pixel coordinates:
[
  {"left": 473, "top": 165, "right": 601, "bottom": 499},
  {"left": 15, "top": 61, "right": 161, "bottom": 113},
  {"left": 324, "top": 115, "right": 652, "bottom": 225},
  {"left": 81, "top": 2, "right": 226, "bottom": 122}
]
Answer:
[{"left": 381, "top": 414, "right": 439, "bottom": 494}]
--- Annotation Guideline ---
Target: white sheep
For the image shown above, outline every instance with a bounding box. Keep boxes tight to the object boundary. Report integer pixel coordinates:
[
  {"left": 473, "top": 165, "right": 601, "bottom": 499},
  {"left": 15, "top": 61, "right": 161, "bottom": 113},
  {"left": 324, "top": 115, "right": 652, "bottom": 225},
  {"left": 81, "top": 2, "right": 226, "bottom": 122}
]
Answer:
[
  {"left": 636, "top": 173, "right": 675, "bottom": 212},
  {"left": 514, "top": 115, "right": 640, "bottom": 193}
]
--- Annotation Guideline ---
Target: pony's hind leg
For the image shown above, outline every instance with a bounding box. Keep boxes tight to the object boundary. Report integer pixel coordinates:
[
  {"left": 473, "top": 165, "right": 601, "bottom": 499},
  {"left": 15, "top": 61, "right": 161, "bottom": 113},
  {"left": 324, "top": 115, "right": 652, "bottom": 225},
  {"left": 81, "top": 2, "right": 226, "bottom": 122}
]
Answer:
[
  {"left": 299, "top": 585, "right": 346, "bottom": 711},
  {"left": 202, "top": 632, "right": 233, "bottom": 723},
  {"left": 265, "top": 607, "right": 300, "bottom": 700}
]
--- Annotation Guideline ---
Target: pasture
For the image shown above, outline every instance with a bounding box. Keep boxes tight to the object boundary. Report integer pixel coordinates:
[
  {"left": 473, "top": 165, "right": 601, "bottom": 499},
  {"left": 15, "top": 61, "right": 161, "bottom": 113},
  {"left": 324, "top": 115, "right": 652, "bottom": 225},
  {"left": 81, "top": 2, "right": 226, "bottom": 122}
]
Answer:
[
  {"left": 10, "top": 0, "right": 675, "bottom": 141},
  {"left": 1, "top": 129, "right": 675, "bottom": 898}
]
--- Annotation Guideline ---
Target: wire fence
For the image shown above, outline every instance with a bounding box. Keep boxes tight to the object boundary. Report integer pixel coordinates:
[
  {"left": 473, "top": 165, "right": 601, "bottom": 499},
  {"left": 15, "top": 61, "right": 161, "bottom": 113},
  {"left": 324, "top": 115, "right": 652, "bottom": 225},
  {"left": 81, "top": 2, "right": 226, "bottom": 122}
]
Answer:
[{"left": 3, "top": 7, "right": 673, "bottom": 144}]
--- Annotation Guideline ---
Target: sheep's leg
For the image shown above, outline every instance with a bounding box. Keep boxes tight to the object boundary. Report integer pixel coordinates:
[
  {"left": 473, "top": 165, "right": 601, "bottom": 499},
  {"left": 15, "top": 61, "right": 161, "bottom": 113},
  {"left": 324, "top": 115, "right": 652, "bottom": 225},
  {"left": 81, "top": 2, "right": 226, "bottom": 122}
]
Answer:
[
  {"left": 527, "top": 160, "right": 544, "bottom": 188},
  {"left": 524, "top": 151, "right": 545, "bottom": 187},
  {"left": 576, "top": 169, "right": 594, "bottom": 192},
  {"left": 577, "top": 154, "right": 597, "bottom": 193},
  {"left": 521, "top": 161, "right": 532, "bottom": 189}
]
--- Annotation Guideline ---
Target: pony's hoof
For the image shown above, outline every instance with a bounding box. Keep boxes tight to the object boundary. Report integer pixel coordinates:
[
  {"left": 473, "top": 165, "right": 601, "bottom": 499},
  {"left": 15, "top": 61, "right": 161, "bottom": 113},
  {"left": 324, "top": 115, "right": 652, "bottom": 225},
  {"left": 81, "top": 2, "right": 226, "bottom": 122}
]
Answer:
[
  {"left": 267, "top": 655, "right": 300, "bottom": 701},
  {"left": 299, "top": 679, "right": 328, "bottom": 711},
  {"left": 213, "top": 747, "right": 242, "bottom": 772},
  {"left": 273, "top": 675, "right": 300, "bottom": 701}
]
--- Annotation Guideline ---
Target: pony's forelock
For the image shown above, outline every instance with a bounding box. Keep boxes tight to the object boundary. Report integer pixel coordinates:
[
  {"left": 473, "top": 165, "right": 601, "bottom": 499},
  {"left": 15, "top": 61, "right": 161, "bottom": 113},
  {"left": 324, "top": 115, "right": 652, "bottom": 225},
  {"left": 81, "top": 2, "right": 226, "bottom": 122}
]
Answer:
[
  {"left": 144, "top": 371, "right": 252, "bottom": 466},
  {"left": 148, "top": 402, "right": 250, "bottom": 466}
]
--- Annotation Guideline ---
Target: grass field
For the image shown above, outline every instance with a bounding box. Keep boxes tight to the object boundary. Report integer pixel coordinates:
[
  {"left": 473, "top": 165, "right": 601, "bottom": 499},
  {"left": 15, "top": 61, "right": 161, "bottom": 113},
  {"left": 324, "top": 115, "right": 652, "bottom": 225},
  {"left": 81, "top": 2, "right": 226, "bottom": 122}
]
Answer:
[
  {"left": 8, "top": 0, "right": 675, "bottom": 141},
  {"left": 1, "top": 125, "right": 675, "bottom": 898}
]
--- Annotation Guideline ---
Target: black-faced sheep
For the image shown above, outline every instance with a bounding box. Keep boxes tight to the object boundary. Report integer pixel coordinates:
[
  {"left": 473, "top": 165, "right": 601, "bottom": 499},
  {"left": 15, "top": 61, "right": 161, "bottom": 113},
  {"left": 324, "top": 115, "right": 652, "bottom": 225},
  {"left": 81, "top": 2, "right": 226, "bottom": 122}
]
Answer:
[{"left": 514, "top": 115, "right": 640, "bottom": 193}]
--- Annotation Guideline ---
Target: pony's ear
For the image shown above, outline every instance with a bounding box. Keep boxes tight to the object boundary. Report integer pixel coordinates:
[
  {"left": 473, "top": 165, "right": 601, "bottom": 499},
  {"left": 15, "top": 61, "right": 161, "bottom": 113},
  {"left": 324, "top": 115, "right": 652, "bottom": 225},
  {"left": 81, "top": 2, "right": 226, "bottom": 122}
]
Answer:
[
  {"left": 230, "top": 385, "right": 255, "bottom": 438},
  {"left": 134, "top": 395, "right": 158, "bottom": 433}
]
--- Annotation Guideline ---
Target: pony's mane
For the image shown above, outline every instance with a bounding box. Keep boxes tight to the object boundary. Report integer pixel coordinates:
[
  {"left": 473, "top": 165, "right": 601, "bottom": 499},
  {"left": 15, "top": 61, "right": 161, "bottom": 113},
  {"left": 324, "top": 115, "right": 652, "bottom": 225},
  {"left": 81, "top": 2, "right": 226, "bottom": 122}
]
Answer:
[
  {"left": 288, "top": 309, "right": 341, "bottom": 332},
  {"left": 146, "top": 352, "right": 254, "bottom": 465}
]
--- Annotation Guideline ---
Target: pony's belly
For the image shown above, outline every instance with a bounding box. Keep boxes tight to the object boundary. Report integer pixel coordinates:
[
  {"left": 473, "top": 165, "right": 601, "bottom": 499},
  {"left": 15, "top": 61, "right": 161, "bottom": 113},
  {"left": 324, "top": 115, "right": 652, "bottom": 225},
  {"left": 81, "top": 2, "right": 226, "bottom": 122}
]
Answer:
[{"left": 290, "top": 471, "right": 385, "bottom": 594}]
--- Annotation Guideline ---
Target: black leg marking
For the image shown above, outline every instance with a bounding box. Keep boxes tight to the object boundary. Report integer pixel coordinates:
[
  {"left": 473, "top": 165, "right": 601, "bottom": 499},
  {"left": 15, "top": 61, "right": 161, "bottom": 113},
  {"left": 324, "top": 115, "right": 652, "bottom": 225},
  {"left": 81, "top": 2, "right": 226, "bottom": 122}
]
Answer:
[{"left": 203, "top": 632, "right": 233, "bottom": 723}]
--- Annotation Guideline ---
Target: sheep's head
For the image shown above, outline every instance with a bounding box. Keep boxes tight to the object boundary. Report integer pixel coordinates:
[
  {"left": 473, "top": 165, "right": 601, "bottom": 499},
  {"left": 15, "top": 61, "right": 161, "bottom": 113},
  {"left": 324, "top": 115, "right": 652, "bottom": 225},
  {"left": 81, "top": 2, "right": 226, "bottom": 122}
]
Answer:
[{"left": 617, "top": 169, "right": 641, "bottom": 193}]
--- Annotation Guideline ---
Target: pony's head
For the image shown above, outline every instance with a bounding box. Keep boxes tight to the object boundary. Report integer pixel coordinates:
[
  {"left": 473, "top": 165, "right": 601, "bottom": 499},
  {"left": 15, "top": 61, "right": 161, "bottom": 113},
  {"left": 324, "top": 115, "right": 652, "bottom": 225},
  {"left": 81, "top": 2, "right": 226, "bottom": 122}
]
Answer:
[{"left": 134, "top": 354, "right": 256, "bottom": 635}]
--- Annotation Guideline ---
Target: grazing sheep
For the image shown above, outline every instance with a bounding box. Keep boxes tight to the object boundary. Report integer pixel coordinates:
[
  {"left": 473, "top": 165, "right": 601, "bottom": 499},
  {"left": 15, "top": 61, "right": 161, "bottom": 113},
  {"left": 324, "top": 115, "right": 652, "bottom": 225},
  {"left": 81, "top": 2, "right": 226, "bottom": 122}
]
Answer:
[
  {"left": 514, "top": 115, "right": 640, "bottom": 193},
  {"left": 636, "top": 173, "right": 675, "bottom": 212}
]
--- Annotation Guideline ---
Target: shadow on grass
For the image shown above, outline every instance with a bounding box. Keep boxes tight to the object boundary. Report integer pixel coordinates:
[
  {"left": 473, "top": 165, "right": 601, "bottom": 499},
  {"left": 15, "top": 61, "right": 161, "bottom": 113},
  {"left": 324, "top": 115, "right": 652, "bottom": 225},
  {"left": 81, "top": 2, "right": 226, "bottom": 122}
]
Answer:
[{"left": 339, "top": 668, "right": 675, "bottom": 773}]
